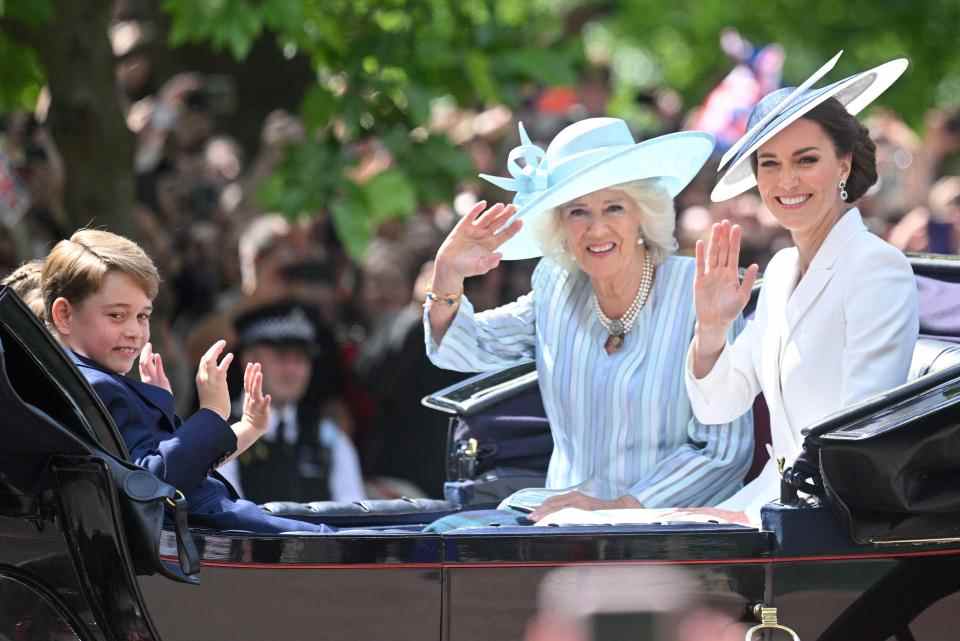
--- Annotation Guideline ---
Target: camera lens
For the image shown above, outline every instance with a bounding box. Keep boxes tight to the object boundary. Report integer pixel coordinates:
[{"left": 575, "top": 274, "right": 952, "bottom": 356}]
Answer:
[
  {"left": 24, "top": 144, "right": 47, "bottom": 164},
  {"left": 184, "top": 89, "right": 210, "bottom": 112}
]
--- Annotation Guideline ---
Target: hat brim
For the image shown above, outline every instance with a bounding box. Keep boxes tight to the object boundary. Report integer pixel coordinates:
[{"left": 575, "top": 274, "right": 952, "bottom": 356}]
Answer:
[
  {"left": 711, "top": 58, "right": 908, "bottom": 203},
  {"left": 492, "top": 131, "right": 715, "bottom": 260}
]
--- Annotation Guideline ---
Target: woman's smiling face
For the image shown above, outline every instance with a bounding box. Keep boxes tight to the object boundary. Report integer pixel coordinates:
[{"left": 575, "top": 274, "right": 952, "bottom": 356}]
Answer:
[
  {"left": 754, "top": 118, "right": 851, "bottom": 235},
  {"left": 559, "top": 187, "right": 645, "bottom": 281}
]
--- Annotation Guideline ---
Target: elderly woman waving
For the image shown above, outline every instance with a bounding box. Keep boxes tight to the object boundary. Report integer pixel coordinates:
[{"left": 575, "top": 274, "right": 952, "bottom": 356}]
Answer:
[{"left": 425, "top": 118, "right": 754, "bottom": 523}]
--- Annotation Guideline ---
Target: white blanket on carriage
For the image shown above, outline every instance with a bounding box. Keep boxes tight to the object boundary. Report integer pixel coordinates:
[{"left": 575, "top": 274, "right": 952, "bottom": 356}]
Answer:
[{"left": 534, "top": 507, "right": 751, "bottom": 527}]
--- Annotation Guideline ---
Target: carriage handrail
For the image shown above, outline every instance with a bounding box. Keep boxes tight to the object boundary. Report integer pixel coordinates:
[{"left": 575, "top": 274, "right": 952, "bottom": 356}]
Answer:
[
  {"left": 806, "top": 359, "right": 960, "bottom": 442},
  {"left": 421, "top": 361, "right": 537, "bottom": 416}
]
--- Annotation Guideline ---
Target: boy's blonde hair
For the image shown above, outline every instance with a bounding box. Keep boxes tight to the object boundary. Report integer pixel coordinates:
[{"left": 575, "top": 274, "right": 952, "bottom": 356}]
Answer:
[
  {"left": 42, "top": 229, "right": 161, "bottom": 320},
  {"left": 2, "top": 259, "right": 46, "bottom": 319}
]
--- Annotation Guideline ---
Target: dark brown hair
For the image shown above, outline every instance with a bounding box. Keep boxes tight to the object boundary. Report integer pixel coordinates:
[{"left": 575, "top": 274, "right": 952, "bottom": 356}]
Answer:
[{"left": 751, "top": 97, "right": 878, "bottom": 202}]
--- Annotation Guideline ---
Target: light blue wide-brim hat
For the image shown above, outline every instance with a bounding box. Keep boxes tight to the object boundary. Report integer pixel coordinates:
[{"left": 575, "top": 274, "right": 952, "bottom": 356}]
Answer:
[
  {"left": 711, "top": 51, "right": 909, "bottom": 202},
  {"left": 480, "top": 117, "right": 715, "bottom": 261}
]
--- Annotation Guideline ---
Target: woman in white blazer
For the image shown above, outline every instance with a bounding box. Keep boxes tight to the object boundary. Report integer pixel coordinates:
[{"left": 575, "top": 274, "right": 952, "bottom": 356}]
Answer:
[{"left": 684, "top": 53, "right": 920, "bottom": 524}]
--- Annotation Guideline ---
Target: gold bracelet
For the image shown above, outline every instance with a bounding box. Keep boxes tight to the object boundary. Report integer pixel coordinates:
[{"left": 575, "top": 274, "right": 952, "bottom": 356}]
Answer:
[{"left": 425, "top": 291, "right": 462, "bottom": 306}]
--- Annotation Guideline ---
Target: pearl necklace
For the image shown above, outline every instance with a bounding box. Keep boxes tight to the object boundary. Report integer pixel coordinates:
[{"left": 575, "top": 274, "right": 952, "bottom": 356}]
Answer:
[{"left": 593, "top": 253, "right": 655, "bottom": 354}]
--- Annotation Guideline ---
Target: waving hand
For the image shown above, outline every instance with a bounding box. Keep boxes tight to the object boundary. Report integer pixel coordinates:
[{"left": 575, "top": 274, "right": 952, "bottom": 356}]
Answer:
[
  {"left": 691, "top": 220, "right": 759, "bottom": 378},
  {"left": 427, "top": 201, "right": 522, "bottom": 344},
  {"left": 435, "top": 201, "right": 522, "bottom": 281},
  {"left": 694, "top": 220, "right": 759, "bottom": 332}
]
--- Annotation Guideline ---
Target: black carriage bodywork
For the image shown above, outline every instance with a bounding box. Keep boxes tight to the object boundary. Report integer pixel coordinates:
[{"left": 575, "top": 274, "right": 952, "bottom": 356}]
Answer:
[{"left": 2, "top": 256, "right": 960, "bottom": 640}]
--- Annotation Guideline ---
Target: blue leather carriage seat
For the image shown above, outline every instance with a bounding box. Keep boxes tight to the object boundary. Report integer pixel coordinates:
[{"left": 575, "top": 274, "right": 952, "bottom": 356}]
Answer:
[
  {"left": 259, "top": 498, "right": 458, "bottom": 528},
  {"left": 909, "top": 275, "right": 960, "bottom": 375}
]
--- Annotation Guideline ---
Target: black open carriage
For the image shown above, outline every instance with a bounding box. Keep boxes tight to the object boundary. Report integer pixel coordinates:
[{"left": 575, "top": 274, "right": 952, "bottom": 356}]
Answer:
[{"left": 3, "top": 255, "right": 960, "bottom": 641}]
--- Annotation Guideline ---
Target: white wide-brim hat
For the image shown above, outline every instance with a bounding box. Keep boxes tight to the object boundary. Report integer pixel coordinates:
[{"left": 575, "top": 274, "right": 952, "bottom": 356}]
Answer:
[
  {"left": 711, "top": 51, "right": 909, "bottom": 202},
  {"left": 480, "top": 118, "right": 715, "bottom": 260}
]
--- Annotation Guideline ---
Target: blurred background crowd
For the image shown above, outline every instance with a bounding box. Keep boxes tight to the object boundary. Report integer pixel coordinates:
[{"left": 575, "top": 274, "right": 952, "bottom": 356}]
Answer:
[{"left": 1, "top": 0, "right": 959, "bottom": 502}]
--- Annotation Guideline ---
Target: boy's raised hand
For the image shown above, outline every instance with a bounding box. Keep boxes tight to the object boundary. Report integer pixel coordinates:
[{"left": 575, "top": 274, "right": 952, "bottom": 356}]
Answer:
[
  {"left": 196, "top": 339, "right": 233, "bottom": 420},
  {"left": 241, "top": 362, "right": 271, "bottom": 436},
  {"left": 139, "top": 342, "right": 172, "bottom": 393},
  {"left": 222, "top": 362, "right": 273, "bottom": 463}
]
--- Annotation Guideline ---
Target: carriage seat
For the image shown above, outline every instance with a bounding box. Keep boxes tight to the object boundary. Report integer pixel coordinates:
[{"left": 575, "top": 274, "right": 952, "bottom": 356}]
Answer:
[
  {"left": 908, "top": 336, "right": 960, "bottom": 380},
  {"left": 745, "top": 336, "right": 960, "bottom": 483},
  {"left": 261, "top": 497, "right": 459, "bottom": 528}
]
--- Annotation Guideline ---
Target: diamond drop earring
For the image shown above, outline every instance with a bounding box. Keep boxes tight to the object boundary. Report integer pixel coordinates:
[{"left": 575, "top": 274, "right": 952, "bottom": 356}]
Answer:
[{"left": 838, "top": 178, "right": 849, "bottom": 202}]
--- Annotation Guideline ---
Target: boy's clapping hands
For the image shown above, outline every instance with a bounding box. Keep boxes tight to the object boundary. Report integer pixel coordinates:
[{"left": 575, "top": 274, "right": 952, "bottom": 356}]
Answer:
[
  {"left": 192, "top": 340, "right": 274, "bottom": 463},
  {"left": 240, "top": 362, "right": 271, "bottom": 436},
  {"left": 138, "top": 342, "right": 172, "bottom": 393},
  {"left": 224, "top": 361, "right": 272, "bottom": 463}
]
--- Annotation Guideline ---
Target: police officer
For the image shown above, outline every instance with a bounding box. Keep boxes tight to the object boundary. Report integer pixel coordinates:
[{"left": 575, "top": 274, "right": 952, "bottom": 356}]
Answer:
[{"left": 219, "top": 300, "right": 364, "bottom": 503}]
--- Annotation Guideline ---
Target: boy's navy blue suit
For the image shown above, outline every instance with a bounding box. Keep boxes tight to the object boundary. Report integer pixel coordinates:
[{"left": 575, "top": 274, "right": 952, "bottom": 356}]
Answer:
[{"left": 70, "top": 350, "right": 332, "bottom": 533}]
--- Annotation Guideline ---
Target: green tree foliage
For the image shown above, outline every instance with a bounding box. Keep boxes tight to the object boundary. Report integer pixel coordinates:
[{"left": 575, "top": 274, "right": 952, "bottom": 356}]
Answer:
[
  {"left": 3, "top": 1, "right": 959, "bottom": 256},
  {"left": 0, "top": 0, "right": 51, "bottom": 109},
  {"left": 595, "top": 1, "right": 960, "bottom": 130},
  {"left": 162, "top": 0, "right": 581, "bottom": 259},
  {"left": 2, "top": 0, "right": 136, "bottom": 238}
]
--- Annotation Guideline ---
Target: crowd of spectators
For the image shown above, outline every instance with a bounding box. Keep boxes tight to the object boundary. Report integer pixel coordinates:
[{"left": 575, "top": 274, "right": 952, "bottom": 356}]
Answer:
[{"left": 0, "top": 7, "right": 958, "bottom": 502}]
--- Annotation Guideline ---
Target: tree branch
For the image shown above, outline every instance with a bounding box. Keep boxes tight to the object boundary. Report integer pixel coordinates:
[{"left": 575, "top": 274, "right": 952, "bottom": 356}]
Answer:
[{"left": 0, "top": 15, "right": 42, "bottom": 49}]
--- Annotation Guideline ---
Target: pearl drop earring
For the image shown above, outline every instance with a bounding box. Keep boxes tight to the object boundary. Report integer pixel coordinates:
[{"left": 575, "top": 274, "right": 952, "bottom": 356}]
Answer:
[{"left": 636, "top": 236, "right": 645, "bottom": 246}]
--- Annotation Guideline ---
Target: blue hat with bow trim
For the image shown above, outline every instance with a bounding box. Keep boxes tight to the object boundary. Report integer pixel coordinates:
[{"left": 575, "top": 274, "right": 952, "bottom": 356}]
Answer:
[
  {"left": 711, "top": 51, "right": 909, "bottom": 202},
  {"left": 479, "top": 118, "right": 715, "bottom": 260}
]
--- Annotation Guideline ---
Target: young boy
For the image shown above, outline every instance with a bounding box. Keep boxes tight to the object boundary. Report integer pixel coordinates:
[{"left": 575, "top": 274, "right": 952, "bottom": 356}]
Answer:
[{"left": 42, "top": 229, "right": 331, "bottom": 533}]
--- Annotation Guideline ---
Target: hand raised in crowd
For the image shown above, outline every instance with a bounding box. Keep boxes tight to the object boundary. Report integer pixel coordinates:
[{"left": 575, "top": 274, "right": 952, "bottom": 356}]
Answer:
[
  {"left": 138, "top": 342, "right": 172, "bottom": 394},
  {"left": 433, "top": 201, "right": 522, "bottom": 287},
  {"left": 693, "top": 220, "right": 759, "bottom": 366},
  {"left": 261, "top": 109, "right": 306, "bottom": 150},
  {"left": 195, "top": 339, "right": 233, "bottom": 420},
  {"left": 923, "top": 108, "right": 960, "bottom": 161},
  {"left": 158, "top": 72, "right": 203, "bottom": 112}
]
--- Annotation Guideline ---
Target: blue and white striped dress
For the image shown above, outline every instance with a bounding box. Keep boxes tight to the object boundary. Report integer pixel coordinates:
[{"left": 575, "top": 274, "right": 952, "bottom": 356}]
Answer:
[{"left": 424, "top": 256, "right": 754, "bottom": 507}]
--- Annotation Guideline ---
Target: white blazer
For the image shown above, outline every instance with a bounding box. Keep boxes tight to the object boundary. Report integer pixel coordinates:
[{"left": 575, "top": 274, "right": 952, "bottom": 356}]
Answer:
[{"left": 685, "top": 209, "right": 919, "bottom": 522}]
